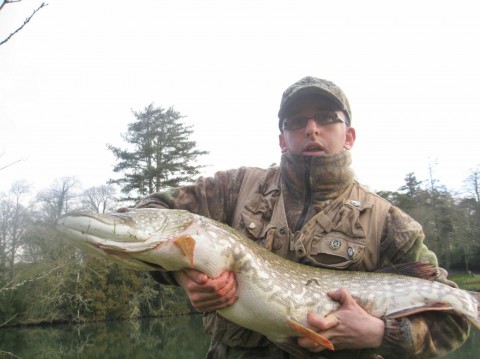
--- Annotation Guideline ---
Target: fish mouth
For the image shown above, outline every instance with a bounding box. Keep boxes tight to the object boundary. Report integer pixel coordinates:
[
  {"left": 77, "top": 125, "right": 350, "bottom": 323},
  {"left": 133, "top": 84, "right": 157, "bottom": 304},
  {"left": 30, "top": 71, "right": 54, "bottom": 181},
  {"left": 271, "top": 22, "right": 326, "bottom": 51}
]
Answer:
[
  {"left": 58, "top": 211, "right": 139, "bottom": 227},
  {"left": 55, "top": 212, "right": 153, "bottom": 243}
]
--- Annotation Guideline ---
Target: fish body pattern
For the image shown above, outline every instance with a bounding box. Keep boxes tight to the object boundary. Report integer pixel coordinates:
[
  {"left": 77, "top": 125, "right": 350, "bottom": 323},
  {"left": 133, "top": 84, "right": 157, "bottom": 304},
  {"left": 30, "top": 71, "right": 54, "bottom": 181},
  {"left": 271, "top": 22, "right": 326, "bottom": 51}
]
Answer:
[{"left": 55, "top": 208, "right": 480, "bottom": 358}]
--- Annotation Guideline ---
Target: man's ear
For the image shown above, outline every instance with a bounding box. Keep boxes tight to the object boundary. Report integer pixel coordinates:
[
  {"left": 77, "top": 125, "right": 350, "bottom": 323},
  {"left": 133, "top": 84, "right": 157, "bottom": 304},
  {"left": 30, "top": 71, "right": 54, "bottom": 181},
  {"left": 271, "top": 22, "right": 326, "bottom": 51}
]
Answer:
[
  {"left": 279, "top": 133, "right": 287, "bottom": 153},
  {"left": 344, "top": 127, "right": 356, "bottom": 150}
]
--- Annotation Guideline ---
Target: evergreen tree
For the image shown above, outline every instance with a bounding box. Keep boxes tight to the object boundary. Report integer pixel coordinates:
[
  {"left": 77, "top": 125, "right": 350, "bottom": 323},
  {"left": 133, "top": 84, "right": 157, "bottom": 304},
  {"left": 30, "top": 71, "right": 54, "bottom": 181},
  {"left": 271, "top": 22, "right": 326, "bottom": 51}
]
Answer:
[
  {"left": 108, "top": 104, "right": 208, "bottom": 202},
  {"left": 399, "top": 172, "right": 423, "bottom": 197}
]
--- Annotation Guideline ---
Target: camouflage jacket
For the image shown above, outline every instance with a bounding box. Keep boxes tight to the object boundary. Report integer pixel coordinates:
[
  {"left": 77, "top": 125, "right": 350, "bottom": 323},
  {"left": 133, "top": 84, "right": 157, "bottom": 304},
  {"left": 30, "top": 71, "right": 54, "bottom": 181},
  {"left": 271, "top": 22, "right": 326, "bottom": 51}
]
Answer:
[{"left": 136, "top": 151, "right": 469, "bottom": 359}]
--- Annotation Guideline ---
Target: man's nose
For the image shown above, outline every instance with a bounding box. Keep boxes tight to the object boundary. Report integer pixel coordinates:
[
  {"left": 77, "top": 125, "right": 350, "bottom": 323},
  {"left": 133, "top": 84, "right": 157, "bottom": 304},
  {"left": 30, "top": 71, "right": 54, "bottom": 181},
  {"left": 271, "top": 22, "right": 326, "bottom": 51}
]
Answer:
[{"left": 305, "top": 118, "right": 321, "bottom": 135}]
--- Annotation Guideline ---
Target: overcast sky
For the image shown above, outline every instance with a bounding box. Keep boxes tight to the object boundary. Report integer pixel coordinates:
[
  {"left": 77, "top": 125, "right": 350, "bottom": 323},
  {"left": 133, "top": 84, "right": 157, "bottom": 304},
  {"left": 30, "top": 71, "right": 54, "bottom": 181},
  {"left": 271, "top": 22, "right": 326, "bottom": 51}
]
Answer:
[{"left": 1, "top": 0, "right": 479, "bottom": 198}]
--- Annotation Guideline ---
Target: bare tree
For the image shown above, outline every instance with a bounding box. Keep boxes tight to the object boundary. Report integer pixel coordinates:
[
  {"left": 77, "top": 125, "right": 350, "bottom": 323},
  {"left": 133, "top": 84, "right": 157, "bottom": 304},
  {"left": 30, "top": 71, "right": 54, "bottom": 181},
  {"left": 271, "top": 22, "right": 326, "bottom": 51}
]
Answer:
[
  {"left": 0, "top": 0, "right": 48, "bottom": 47},
  {"left": 464, "top": 167, "right": 480, "bottom": 203},
  {"left": 82, "top": 185, "right": 117, "bottom": 213},
  {"left": 0, "top": 180, "right": 31, "bottom": 281},
  {"left": 36, "top": 177, "right": 79, "bottom": 223}
]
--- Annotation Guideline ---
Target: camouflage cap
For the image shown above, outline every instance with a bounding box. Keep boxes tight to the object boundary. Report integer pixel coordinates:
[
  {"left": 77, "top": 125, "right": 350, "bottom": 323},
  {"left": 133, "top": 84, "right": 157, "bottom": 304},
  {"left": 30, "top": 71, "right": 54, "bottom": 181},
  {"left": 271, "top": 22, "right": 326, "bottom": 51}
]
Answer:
[{"left": 278, "top": 76, "right": 352, "bottom": 130}]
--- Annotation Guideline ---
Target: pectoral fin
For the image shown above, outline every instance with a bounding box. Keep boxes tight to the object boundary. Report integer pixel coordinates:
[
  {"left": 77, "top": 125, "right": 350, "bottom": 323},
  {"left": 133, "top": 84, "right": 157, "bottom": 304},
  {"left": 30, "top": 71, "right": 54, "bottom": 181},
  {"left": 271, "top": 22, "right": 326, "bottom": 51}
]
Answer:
[
  {"left": 173, "top": 235, "right": 196, "bottom": 268},
  {"left": 287, "top": 318, "right": 334, "bottom": 351}
]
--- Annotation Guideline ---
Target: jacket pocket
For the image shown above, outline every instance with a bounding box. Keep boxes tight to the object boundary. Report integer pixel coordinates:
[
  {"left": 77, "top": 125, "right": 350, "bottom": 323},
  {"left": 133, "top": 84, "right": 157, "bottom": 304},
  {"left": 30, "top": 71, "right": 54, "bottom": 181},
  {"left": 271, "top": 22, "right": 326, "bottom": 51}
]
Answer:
[
  {"left": 303, "top": 231, "right": 366, "bottom": 269},
  {"left": 240, "top": 211, "right": 264, "bottom": 239},
  {"left": 329, "top": 199, "right": 372, "bottom": 239}
]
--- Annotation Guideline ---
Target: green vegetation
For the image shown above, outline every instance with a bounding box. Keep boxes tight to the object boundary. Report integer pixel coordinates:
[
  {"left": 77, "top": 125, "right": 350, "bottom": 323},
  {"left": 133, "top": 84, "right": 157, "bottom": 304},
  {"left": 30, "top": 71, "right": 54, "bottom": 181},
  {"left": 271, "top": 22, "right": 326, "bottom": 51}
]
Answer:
[
  {"left": 377, "top": 171, "right": 480, "bottom": 272},
  {"left": 449, "top": 273, "right": 480, "bottom": 291},
  {"left": 1, "top": 254, "right": 190, "bottom": 326},
  {"left": 108, "top": 104, "right": 208, "bottom": 202}
]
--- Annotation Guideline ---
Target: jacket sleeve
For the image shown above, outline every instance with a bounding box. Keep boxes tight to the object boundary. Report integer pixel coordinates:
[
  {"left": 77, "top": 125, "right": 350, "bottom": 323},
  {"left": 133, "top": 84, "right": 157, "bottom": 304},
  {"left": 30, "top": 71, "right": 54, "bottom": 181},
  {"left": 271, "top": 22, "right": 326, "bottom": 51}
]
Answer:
[
  {"left": 134, "top": 168, "right": 246, "bottom": 223},
  {"left": 134, "top": 168, "right": 247, "bottom": 286},
  {"left": 375, "top": 206, "right": 470, "bottom": 359}
]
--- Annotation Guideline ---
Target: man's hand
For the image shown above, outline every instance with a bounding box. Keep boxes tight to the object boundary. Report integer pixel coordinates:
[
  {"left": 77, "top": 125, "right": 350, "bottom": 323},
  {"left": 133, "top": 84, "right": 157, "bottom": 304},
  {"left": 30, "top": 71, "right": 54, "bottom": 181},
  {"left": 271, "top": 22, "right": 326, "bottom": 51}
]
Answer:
[
  {"left": 173, "top": 269, "right": 238, "bottom": 312},
  {"left": 298, "top": 288, "right": 385, "bottom": 352}
]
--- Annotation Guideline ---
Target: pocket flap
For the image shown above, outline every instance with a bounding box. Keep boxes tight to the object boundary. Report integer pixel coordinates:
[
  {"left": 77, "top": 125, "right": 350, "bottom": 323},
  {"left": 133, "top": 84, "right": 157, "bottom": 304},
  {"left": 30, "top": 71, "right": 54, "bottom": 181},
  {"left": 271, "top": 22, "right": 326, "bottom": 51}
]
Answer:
[
  {"left": 306, "top": 232, "right": 365, "bottom": 268},
  {"left": 240, "top": 211, "right": 264, "bottom": 239}
]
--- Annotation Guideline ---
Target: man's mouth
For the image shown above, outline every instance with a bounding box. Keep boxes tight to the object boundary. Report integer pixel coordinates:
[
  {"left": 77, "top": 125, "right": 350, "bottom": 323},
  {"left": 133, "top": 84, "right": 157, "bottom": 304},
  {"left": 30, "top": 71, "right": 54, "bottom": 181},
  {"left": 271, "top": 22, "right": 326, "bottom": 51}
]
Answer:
[{"left": 303, "top": 142, "right": 325, "bottom": 154}]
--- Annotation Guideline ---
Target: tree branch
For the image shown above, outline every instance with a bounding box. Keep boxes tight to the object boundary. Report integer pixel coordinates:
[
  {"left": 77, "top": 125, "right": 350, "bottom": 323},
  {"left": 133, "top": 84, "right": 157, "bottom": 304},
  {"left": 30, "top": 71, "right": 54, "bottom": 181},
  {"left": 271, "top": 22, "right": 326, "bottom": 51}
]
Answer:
[
  {"left": 0, "top": 2, "right": 48, "bottom": 47},
  {"left": 0, "top": 350, "right": 23, "bottom": 359},
  {"left": 0, "top": 1, "right": 24, "bottom": 13},
  {"left": 0, "top": 157, "right": 25, "bottom": 171},
  {"left": 0, "top": 313, "right": 18, "bottom": 328}
]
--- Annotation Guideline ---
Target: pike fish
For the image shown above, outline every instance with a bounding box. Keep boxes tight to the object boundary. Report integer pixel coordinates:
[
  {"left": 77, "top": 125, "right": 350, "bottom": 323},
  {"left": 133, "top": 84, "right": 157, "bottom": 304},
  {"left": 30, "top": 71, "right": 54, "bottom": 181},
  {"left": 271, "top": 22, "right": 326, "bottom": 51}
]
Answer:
[{"left": 55, "top": 208, "right": 480, "bottom": 358}]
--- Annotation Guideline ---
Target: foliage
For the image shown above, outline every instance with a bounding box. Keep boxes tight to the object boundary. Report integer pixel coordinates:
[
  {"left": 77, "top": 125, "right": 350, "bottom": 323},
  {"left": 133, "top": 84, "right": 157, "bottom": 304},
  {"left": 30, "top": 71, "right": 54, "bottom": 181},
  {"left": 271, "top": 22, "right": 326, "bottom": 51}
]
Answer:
[
  {"left": 108, "top": 104, "right": 208, "bottom": 202},
  {"left": 377, "top": 168, "right": 480, "bottom": 271},
  {"left": 449, "top": 273, "right": 480, "bottom": 291},
  {"left": 1, "top": 252, "right": 189, "bottom": 326}
]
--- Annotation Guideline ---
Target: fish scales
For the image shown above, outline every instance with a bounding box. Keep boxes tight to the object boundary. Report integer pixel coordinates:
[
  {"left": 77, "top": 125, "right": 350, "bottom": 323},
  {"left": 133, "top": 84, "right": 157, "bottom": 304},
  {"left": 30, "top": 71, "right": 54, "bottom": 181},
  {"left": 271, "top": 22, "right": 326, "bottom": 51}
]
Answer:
[{"left": 55, "top": 208, "right": 480, "bottom": 358}]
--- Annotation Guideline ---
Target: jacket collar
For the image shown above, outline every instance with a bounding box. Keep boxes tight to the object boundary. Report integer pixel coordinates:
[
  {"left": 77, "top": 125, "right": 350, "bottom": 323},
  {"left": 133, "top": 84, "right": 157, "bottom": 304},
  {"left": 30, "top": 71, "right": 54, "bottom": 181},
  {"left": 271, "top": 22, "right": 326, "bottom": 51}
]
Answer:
[{"left": 280, "top": 150, "right": 354, "bottom": 201}]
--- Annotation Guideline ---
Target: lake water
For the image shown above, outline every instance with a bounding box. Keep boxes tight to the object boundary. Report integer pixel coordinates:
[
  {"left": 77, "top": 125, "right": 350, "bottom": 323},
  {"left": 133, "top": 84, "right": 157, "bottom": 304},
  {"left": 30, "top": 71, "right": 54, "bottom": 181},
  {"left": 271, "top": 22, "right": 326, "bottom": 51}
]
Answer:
[{"left": 0, "top": 315, "right": 478, "bottom": 358}]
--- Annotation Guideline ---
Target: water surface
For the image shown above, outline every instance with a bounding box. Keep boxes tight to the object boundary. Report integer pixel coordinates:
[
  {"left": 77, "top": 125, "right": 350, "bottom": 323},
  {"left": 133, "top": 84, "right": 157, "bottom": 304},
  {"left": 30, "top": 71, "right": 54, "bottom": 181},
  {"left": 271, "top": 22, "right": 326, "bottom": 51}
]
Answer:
[{"left": 0, "top": 315, "right": 477, "bottom": 358}]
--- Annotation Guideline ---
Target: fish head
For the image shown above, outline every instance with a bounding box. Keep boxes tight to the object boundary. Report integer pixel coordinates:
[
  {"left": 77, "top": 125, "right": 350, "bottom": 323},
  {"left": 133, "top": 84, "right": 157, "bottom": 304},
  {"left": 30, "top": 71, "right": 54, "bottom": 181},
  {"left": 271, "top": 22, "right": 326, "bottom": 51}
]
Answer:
[{"left": 55, "top": 208, "right": 197, "bottom": 271}]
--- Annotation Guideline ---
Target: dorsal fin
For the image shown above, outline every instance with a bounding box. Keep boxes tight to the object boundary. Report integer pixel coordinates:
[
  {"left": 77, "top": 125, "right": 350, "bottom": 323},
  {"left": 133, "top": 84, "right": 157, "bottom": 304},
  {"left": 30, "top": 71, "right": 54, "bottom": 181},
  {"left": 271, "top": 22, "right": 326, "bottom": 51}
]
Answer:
[{"left": 375, "top": 262, "right": 438, "bottom": 280}]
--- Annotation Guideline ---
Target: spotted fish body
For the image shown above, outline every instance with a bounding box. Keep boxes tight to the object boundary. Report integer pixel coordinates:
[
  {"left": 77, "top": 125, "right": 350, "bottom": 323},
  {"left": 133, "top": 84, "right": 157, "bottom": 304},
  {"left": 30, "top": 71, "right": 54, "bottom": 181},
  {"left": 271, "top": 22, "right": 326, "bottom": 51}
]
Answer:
[{"left": 55, "top": 208, "right": 480, "bottom": 358}]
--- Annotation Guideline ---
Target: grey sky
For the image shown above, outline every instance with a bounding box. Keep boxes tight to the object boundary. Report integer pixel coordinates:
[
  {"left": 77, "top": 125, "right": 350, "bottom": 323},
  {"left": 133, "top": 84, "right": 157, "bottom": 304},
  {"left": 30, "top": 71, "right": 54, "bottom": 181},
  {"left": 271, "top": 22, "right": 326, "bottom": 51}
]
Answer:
[{"left": 1, "top": 0, "right": 479, "bottom": 196}]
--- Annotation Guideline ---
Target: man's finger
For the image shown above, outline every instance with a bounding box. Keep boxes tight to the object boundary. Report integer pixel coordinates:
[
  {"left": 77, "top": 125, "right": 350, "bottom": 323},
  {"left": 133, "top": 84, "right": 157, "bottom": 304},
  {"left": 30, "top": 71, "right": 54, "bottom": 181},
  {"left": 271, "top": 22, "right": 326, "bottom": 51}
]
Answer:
[
  {"left": 183, "top": 268, "right": 208, "bottom": 285},
  {"left": 180, "top": 269, "right": 238, "bottom": 312},
  {"left": 328, "top": 288, "right": 355, "bottom": 305},
  {"left": 214, "top": 272, "right": 236, "bottom": 297},
  {"left": 306, "top": 312, "right": 339, "bottom": 331}
]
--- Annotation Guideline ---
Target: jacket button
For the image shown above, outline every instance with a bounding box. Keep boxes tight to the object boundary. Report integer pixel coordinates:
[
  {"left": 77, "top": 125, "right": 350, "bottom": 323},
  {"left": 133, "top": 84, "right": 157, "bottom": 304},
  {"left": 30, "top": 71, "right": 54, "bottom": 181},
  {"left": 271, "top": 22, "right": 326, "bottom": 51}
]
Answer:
[
  {"left": 329, "top": 239, "right": 341, "bottom": 250},
  {"left": 279, "top": 227, "right": 286, "bottom": 235},
  {"left": 347, "top": 247, "right": 355, "bottom": 257}
]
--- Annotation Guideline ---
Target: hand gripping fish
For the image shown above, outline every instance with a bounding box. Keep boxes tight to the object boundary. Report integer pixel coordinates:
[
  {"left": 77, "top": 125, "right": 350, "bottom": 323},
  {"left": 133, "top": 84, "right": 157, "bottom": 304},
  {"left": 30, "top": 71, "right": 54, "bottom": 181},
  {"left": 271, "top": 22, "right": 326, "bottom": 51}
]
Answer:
[{"left": 55, "top": 208, "right": 480, "bottom": 358}]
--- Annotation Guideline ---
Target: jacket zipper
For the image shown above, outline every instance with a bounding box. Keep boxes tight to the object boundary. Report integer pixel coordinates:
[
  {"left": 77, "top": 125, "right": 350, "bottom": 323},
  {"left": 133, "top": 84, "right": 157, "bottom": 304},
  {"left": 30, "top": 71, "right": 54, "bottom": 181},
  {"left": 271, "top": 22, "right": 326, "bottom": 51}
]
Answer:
[{"left": 293, "top": 156, "right": 312, "bottom": 232}]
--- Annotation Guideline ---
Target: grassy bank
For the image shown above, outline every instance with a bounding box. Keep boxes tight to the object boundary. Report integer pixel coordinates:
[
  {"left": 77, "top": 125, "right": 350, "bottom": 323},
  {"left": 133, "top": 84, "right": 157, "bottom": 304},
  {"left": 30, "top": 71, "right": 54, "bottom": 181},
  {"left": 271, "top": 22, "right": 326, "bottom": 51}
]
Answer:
[{"left": 449, "top": 273, "right": 480, "bottom": 291}]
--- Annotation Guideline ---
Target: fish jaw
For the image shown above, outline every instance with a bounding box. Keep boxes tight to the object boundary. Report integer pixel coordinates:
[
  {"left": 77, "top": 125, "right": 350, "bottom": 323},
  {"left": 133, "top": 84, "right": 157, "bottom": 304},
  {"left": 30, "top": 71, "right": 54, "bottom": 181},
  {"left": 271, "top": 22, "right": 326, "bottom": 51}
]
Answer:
[
  {"left": 55, "top": 209, "right": 194, "bottom": 243},
  {"left": 54, "top": 209, "right": 197, "bottom": 271}
]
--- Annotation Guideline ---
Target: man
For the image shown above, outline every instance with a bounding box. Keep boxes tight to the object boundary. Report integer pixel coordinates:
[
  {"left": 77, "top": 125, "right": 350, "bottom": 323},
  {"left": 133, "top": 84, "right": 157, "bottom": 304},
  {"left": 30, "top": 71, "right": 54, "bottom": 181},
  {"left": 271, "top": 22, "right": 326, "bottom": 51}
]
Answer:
[{"left": 134, "top": 76, "right": 469, "bottom": 358}]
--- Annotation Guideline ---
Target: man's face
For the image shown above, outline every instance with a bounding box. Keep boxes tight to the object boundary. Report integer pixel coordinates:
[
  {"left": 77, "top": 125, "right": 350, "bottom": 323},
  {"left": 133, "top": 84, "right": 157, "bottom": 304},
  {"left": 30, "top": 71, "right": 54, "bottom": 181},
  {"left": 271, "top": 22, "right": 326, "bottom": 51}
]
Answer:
[{"left": 279, "top": 94, "right": 356, "bottom": 156}]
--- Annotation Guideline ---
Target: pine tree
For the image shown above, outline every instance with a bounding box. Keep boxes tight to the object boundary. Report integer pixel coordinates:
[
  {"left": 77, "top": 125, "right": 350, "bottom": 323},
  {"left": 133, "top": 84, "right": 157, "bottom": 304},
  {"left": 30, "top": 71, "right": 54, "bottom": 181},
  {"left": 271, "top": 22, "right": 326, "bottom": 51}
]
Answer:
[
  {"left": 108, "top": 104, "right": 208, "bottom": 202},
  {"left": 399, "top": 172, "right": 423, "bottom": 197}
]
